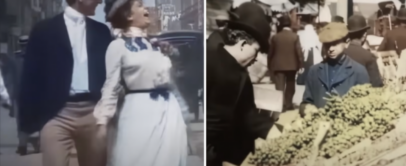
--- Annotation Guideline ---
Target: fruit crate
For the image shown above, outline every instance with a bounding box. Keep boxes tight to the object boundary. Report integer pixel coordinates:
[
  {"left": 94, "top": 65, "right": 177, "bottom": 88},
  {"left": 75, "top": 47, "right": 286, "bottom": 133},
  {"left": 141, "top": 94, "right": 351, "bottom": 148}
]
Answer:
[{"left": 242, "top": 114, "right": 406, "bottom": 166}]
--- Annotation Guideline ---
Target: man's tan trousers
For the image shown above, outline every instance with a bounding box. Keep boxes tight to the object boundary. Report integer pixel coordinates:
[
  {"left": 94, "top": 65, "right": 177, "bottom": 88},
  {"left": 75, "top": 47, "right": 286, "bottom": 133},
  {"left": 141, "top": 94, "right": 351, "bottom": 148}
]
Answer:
[{"left": 40, "top": 101, "right": 106, "bottom": 166}]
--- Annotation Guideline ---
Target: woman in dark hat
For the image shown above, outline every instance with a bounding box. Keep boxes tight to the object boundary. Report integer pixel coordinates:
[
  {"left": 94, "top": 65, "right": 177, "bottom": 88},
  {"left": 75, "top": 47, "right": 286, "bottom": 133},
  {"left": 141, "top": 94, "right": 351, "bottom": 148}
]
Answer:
[
  {"left": 345, "top": 14, "right": 383, "bottom": 87},
  {"left": 98, "top": 0, "right": 187, "bottom": 165}
]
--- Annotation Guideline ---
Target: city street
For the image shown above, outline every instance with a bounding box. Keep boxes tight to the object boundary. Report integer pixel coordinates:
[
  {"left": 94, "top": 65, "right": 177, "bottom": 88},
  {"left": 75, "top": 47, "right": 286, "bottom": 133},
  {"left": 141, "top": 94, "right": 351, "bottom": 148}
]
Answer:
[{"left": 0, "top": 108, "right": 204, "bottom": 166}]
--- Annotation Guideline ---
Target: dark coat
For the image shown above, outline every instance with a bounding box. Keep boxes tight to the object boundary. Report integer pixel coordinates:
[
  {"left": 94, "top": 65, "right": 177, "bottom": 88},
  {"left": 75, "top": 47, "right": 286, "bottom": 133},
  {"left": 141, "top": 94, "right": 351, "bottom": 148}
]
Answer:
[
  {"left": 302, "top": 55, "right": 370, "bottom": 108},
  {"left": 19, "top": 14, "right": 112, "bottom": 134},
  {"left": 378, "top": 26, "right": 406, "bottom": 53},
  {"left": 268, "top": 29, "right": 304, "bottom": 71},
  {"left": 207, "top": 30, "right": 226, "bottom": 56},
  {"left": 345, "top": 41, "right": 383, "bottom": 87},
  {"left": 207, "top": 44, "right": 273, "bottom": 165}
]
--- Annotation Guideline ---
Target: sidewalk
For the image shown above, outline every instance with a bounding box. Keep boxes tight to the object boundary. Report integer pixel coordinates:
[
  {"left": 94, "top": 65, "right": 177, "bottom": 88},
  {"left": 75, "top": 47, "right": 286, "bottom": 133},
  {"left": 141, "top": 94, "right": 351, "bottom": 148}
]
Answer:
[{"left": 0, "top": 108, "right": 204, "bottom": 166}]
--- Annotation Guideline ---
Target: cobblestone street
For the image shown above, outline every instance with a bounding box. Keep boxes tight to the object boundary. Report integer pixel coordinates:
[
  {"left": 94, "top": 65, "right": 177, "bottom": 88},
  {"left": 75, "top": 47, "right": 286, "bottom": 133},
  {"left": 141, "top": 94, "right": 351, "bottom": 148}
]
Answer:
[{"left": 0, "top": 108, "right": 204, "bottom": 166}]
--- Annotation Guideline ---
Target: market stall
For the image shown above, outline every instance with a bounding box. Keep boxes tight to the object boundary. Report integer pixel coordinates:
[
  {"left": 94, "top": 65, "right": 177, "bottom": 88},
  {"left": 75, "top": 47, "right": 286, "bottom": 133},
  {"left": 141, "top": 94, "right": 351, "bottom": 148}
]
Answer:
[{"left": 242, "top": 84, "right": 406, "bottom": 166}]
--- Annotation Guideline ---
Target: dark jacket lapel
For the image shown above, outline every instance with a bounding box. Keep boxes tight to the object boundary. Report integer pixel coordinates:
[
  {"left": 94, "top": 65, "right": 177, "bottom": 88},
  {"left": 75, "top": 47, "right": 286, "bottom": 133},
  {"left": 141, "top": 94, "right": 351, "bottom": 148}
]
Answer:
[
  {"left": 317, "top": 64, "right": 329, "bottom": 87},
  {"left": 331, "top": 57, "right": 354, "bottom": 85}
]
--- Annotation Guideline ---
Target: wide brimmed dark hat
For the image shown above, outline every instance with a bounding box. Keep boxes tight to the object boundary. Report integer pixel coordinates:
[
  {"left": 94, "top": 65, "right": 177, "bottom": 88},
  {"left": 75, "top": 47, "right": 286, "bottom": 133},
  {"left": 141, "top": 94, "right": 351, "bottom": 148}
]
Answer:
[
  {"left": 225, "top": 2, "right": 270, "bottom": 52},
  {"left": 397, "top": 8, "right": 406, "bottom": 21},
  {"left": 347, "top": 14, "right": 370, "bottom": 33}
]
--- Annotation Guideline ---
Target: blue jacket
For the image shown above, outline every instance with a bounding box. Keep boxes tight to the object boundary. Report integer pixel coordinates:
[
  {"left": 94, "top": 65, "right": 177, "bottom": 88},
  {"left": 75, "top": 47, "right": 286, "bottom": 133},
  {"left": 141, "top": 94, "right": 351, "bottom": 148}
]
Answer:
[
  {"left": 302, "top": 55, "right": 370, "bottom": 108},
  {"left": 19, "top": 14, "right": 112, "bottom": 134}
]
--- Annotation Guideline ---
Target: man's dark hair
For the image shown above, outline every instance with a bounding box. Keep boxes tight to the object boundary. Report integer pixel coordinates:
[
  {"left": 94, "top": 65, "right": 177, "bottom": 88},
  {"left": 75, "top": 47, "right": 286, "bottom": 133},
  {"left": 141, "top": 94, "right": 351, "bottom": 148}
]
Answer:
[
  {"left": 224, "top": 28, "right": 257, "bottom": 46},
  {"left": 279, "top": 15, "right": 291, "bottom": 27},
  {"left": 106, "top": 0, "right": 137, "bottom": 29},
  {"left": 66, "top": 0, "right": 76, "bottom": 5}
]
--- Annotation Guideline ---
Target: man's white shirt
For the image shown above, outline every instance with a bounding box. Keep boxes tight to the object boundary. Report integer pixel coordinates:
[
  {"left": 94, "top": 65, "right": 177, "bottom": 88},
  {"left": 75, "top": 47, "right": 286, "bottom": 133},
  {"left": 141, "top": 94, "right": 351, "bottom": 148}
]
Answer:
[{"left": 64, "top": 6, "right": 90, "bottom": 94}]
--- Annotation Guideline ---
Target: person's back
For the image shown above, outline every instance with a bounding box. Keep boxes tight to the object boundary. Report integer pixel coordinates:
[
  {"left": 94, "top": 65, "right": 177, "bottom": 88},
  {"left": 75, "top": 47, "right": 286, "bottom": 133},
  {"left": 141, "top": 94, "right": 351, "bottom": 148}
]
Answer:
[
  {"left": 378, "top": 8, "right": 406, "bottom": 52},
  {"left": 269, "top": 29, "right": 302, "bottom": 70}
]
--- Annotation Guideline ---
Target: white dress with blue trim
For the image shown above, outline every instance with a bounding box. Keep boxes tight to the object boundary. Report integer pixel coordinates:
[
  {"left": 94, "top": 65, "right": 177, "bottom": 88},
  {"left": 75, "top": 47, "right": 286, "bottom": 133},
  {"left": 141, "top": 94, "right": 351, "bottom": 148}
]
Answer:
[{"left": 94, "top": 27, "right": 187, "bottom": 166}]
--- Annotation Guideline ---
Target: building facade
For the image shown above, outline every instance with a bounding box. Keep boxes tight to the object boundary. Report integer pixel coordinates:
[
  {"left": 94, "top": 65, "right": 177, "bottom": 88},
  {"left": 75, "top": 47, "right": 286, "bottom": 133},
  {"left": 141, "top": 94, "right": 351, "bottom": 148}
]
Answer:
[
  {"left": 180, "top": 0, "right": 203, "bottom": 30},
  {"left": 0, "top": 0, "right": 62, "bottom": 56}
]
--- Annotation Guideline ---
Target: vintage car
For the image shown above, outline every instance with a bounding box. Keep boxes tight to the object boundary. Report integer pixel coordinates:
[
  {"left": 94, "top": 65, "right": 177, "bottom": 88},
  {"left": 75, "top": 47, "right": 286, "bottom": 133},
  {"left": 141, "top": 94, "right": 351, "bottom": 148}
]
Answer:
[{"left": 156, "top": 30, "right": 204, "bottom": 121}]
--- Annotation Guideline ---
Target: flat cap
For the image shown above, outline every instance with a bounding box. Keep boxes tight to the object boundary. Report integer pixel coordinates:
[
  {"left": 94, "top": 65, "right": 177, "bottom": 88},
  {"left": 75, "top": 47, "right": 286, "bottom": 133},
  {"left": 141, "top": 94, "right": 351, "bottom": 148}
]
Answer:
[{"left": 318, "top": 22, "right": 348, "bottom": 43}]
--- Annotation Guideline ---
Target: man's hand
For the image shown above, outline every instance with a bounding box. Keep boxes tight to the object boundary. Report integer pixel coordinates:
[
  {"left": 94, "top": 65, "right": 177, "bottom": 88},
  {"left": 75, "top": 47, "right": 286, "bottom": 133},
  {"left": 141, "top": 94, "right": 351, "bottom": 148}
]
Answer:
[
  {"left": 95, "top": 124, "right": 107, "bottom": 141},
  {"left": 158, "top": 41, "right": 174, "bottom": 55}
]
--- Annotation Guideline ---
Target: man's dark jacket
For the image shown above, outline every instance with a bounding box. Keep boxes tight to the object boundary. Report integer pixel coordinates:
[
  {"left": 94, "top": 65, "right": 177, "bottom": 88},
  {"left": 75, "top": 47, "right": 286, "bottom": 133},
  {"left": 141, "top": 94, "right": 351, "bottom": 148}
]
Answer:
[
  {"left": 344, "top": 41, "right": 383, "bottom": 87},
  {"left": 207, "top": 44, "right": 273, "bottom": 165},
  {"left": 302, "top": 55, "right": 370, "bottom": 108},
  {"left": 19, "top": 14, "right": 112, "bottom": 134}
]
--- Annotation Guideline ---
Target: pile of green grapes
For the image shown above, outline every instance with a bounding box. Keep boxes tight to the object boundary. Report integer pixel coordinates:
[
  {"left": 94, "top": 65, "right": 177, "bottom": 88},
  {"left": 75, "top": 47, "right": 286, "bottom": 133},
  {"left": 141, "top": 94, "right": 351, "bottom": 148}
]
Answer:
[{"left": 248, "top": 84, "right": 406, "bottom": 166}]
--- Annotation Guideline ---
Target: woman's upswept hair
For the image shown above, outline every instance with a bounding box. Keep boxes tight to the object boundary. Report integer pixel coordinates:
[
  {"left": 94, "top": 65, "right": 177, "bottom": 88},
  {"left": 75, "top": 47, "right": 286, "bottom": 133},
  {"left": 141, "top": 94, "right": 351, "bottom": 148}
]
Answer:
[{"left": 105, "top": 0, "right": 138, "bottom": 29}]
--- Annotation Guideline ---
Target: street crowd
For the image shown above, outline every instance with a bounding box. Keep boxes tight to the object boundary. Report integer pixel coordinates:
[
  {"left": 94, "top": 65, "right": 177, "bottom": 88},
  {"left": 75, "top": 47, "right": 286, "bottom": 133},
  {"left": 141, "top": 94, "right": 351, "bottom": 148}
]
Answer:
[
  {"left": 0, "top": 0, "right": 200, "bottom": 166},
  {"left": 206, "top": 1, "right": 406, "bottom": 166}
]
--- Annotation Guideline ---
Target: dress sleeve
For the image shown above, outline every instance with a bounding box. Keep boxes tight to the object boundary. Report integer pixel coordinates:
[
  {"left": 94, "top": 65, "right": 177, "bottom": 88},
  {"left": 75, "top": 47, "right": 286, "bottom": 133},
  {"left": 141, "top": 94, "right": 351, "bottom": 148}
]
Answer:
[{"left": 94, "top": 40, "right": 124, "bottom": 125}]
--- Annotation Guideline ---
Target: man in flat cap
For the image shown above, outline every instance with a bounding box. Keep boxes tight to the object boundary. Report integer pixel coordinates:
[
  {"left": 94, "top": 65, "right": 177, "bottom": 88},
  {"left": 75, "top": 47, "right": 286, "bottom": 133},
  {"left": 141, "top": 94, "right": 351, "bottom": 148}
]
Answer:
[
  {"left": 268, "top": 14, "right": 304, "bottom": 112},
  {"left": 207, "top": 2, "right": 273, "bottom": 166},
  {"left": 299, "top": 22, "right": 370, "bottom": 116},
  {"left": 19, "top": 0, "right": 112, "bottom": 165},
  {"left": 345, "top": 14, "right": 383, "bottom": 87}
]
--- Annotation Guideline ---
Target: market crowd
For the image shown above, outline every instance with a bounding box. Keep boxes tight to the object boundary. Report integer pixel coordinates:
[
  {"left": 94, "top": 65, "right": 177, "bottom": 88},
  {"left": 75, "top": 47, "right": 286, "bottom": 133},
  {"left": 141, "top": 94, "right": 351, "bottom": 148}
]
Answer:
[{"left": 207, "top": 1, "right": 406, "bottom": 166}]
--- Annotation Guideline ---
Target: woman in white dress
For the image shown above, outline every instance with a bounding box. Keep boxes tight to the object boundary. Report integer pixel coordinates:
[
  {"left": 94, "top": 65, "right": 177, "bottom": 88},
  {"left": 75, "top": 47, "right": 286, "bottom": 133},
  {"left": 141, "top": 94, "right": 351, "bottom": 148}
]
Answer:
[{"left": 94, "top": 0, "right": 188, "bottom": 165}]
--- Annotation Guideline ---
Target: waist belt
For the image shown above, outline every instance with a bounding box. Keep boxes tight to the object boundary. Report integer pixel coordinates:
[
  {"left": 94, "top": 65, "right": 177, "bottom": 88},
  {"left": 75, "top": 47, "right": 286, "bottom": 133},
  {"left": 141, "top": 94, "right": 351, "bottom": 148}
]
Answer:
[
  {"left": 68, "top": 93, "right": 93, "bottom": 102},
  {"left": 126, "top": 88, "right": 169, "bottom": 100}
]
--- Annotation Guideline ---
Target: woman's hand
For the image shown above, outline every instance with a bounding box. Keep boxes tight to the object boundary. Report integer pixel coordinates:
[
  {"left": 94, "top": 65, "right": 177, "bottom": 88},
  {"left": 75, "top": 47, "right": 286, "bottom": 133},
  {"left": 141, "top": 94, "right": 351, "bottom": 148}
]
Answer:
[{"left": 158, "top": 41, "right": 175, "bottom": 55}]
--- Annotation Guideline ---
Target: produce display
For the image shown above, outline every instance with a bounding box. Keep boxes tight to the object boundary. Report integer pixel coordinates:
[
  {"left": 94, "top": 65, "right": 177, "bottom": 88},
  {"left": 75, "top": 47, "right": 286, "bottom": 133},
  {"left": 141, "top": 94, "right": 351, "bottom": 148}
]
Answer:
[{"left": 248, "top": 84, "right": 406, "bottom": 166}]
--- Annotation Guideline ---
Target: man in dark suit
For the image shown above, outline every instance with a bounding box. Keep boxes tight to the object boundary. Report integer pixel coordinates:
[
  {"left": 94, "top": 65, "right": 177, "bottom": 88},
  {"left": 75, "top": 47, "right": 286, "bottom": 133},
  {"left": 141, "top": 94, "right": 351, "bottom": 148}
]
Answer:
[
  {"left": 207, "top": 3, "right": 273, "bottom": 166},
  {"left": 19, "top": 0, "right": 112, "bottom": 165},
  {"left": 345, "top": 15, "right": 383, "bottom": 87},
  {"left": 268, "top": 15, "right": 304, "bottom": 111}
]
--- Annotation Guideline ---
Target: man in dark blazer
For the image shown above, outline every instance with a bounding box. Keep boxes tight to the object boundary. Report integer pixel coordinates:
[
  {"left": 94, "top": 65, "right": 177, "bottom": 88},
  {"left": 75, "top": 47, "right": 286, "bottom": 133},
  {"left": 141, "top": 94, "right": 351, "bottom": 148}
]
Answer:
[
  {"left": 345, "top": 15, "right": 383, "bottom": 87},
  {"left": 19, "top": 0, "right": 111, "bottom": 165},
  {"left": 207, "top": 3, "right": 273, "bottom": 166},
  {"left": 268, "top": 14, "right": 304, "bottom": 111}
]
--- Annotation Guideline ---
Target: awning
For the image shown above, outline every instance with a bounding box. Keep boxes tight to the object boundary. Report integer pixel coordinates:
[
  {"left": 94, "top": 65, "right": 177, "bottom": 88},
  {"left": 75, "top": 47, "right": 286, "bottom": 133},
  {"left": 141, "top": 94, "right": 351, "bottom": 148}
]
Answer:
[
  {"left": 298, "top": 3, "right": 319, "bottom": 15},
  {"left": 269, "top": 1, "right": 299, "bottom": 13}
]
